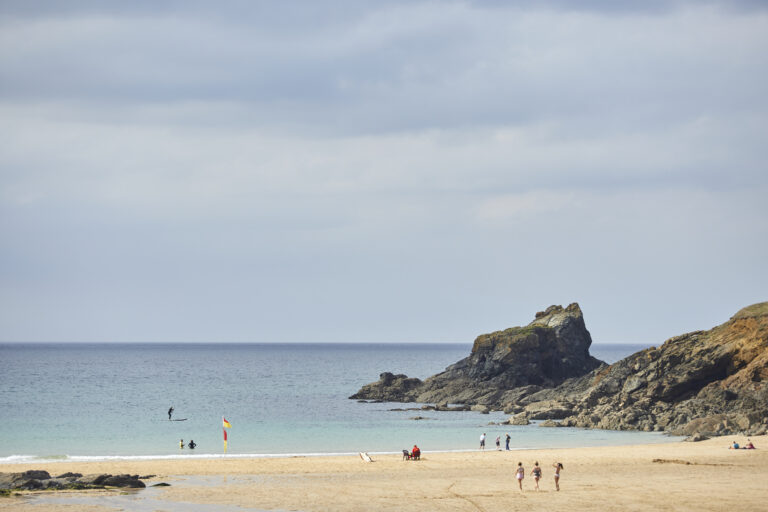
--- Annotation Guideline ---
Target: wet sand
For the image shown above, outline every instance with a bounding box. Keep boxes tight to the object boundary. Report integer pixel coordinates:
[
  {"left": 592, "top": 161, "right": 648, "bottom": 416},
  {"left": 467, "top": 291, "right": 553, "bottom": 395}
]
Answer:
[{"left": 1, "top": 434, "right": 766, "bottom": 511}]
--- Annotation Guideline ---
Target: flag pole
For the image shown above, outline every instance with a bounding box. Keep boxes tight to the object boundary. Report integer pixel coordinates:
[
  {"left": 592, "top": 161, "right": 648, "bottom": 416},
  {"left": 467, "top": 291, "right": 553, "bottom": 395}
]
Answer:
[{"left": 223, "top": 416, "right": 227, "bottom": 453}]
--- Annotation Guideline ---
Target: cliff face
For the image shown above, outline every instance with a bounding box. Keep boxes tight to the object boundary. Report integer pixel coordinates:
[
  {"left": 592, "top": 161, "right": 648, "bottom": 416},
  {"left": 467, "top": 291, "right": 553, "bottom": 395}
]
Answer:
[
  {"left": 350, "top": 303, "right": 604, "bottom": 405},
  {"left": 538, "top": 302, "right": 768, "bottom": 436},
  {"left": 351, "top": 301, "right": 768, "bottom": 436}
]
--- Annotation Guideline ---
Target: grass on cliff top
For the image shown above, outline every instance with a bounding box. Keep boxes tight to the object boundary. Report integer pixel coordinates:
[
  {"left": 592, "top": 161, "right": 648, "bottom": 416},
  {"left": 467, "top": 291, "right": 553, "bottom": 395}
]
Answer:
[
  {"left": 472, "top": 324, "right": 552, "bottom": 352},
  {"left": 733, "top": 302, "right": 768, "bottom": 320}
]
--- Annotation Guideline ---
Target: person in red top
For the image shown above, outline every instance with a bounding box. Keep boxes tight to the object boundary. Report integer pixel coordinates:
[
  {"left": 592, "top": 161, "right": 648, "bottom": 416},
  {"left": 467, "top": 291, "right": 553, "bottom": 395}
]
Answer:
[{"left": 411, "top": 445, "right": 421, "bottom": 460}]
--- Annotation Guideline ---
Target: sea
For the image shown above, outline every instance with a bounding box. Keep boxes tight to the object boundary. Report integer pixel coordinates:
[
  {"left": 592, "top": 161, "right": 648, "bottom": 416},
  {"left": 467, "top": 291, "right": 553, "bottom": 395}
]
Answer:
[{"left": 0, "top": 342, "right": 677, "bottom": 463}]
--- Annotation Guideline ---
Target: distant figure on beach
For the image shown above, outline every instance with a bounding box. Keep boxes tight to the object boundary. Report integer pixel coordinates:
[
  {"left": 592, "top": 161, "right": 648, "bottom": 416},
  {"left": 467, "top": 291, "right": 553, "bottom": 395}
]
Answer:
[
  {"left": 553, "top": 462, "right": 563, "bottom": 491},
  {"left": 745, "top": 439, "right": 756, "bottom": 449},
  {"left": 496, "top": 436, "right": 501, "bottom": 450},
  {"left": 179, "top": 439, "right": 184, "bottom": 449},
  {"left": 730, "top": 441, "right": 740, "bottom": 449},
  {"left": 531, "top": 461, "right": 542, "bottom": 491},
  {"left": 168, "top": 406, "right": 174, "bottom": 420},
  {"left": 480, "top": 433, "right": 486, "bottom": 450},
  {"left": 515, "top": 462, "right": 525, "bottom": 491},
  {"left": 412, "top": 444, "right": 421, "bottom": 460},
  {"left": 505, "top": 433, "right": 511, "bottom": 450},
  {"left": 188, "top": 440, "right": 196, "bottom": 450}
]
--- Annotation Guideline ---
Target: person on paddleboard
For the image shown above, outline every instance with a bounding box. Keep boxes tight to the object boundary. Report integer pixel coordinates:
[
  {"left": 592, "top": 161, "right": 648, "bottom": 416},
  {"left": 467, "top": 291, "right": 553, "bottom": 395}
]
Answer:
[{"left": 168, "top": 406, "right": 174, "bottom": 420}]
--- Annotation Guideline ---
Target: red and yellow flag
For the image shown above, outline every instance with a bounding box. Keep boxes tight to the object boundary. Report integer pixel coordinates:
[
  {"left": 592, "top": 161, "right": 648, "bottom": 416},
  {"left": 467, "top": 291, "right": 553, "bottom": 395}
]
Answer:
[{"left": 223, "top": 417, "right": 232, "bottom": 452}]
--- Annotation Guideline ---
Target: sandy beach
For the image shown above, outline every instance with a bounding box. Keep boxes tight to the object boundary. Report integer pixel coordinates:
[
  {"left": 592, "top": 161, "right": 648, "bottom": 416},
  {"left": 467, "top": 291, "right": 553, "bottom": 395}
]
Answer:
[{"left": 1, "top": 434, "right": 766, "bottom": 511}]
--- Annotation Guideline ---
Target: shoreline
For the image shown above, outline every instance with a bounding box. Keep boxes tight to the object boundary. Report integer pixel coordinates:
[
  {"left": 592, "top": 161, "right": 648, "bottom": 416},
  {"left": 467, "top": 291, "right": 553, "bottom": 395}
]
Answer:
[
  {"left": 2, "top": 435, "right": 766, "bottom": 511},
  {"left": 0, "top": 431, "right": 682, "bottom": 464}
]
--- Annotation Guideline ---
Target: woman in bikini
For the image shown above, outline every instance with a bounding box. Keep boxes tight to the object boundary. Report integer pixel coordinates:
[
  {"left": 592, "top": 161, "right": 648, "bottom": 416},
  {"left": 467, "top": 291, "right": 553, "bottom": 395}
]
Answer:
[
  {"left": 531, "top": 461, "right": 542, "bottom": 491},
  {"left": 553, "top": 462, "right": 563, "bottom": 491},
  {"left": 515, "top": 462, "right": 525, "bottom": 491}
]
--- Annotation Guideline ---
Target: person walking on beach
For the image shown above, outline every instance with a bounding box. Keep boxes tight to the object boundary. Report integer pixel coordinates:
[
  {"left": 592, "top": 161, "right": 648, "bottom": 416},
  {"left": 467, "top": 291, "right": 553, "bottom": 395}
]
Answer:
[
  {"left": 168, "top": 406, "right": 174, "bottom": 420},
  {"left": 531, "top": 461, "right": 542, "bottom": 491},
  {"left": 495, "top": 436, "right": 501, "bottom": 450},
  {"left": 505, "top": 433, "right": 511, "bottom": 450},
  {"left": 480, "top": 433, "right": 486, "bottom": 450},
  {"left": 515, "top": 462, "right": 525, "bottom": 491},
  {"left": 553, "top": 462, "right": 563, "bottom": 491}
]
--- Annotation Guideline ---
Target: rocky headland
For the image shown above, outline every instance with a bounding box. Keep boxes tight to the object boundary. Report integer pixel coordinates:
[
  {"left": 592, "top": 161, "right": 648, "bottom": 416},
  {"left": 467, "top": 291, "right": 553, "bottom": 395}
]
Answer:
[{"left": 351, "top": 302, "right": 768, "bottom": 436}]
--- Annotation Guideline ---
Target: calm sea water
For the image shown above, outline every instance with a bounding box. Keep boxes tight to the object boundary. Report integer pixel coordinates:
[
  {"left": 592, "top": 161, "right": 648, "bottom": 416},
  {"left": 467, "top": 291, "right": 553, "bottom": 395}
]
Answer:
[{"left": 0, "top": 342, "right": 673, "bottom": 462}]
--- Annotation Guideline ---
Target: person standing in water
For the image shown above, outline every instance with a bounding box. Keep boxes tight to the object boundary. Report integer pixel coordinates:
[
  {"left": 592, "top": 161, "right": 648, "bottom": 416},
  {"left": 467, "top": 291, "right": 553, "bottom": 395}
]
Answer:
[
  {"left": 495, "top": 436, "right": 501, "bottom": 450},
  {"left": 531, "top": 461, "right": 542, "bottom": 491},
  {"left": 179, "top": 439, "right": 184, "bottom": 449},
  {"left": 553, "top": 462, "right": 563, "bottom": 491},
  {"left": 168, "top": 406, "right": 174, "bottom": 420},
  {"left": 188, "top": 440, "right": 196, "bottom": 449},
  {"left": 480, "top": 433, "right": 486, "bottom": 450}
]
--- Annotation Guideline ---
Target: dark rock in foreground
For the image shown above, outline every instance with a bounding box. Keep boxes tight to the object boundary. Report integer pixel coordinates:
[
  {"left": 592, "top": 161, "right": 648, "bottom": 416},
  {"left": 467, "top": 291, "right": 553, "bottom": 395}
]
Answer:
[
  {"left": 351, "top": 303, "right": 603, "bottom": 405},
  {"left": 0, "top": 471, "right": 146, "bottom": 491}
]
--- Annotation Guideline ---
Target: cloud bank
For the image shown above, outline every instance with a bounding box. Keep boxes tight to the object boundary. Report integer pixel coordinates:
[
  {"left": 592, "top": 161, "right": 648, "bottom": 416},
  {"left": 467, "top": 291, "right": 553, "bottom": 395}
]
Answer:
[{"left": 1, "top": 1, "right": 766, "bottom": 342}]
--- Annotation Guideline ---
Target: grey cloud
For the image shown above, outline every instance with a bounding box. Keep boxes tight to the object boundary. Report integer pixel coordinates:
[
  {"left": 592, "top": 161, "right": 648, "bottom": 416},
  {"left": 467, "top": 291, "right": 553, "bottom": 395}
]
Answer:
[
  {"left": 3, "top": 2, "right": 766, "bottom": 141},
  {"left": 1, "top": 1, "right": 767, "bottom": 342}
]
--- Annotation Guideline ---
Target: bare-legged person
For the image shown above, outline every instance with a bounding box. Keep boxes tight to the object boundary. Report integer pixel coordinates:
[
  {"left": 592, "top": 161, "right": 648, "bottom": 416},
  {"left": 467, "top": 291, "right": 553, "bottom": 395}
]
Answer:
[
  {"left": 516, "top": 462, "right": 525, "bottom": 492},
  {"left": 553, "top": 462, "right": 563, "bottom": 491},
  {"left": 531, "top": 461, "right": 542, "bottom": 491}
]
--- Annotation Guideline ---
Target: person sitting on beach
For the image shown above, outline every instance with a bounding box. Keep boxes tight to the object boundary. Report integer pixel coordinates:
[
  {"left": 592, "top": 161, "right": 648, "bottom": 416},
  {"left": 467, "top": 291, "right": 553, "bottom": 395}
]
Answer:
[
  {"left": 553, "top": 462, "right": 563, "bottom": 491},
  {"left": 531, "top": 461, "right": 542, "bottom": 491},
  {"left": 515, "top": 462, "right": 525, "bottom": 491},
  {"left": 411, "top": 445, "right": 421, "bottom": 460},
  {"left": 188, "top": 440, "right": 197, "bottom": 450},
  {"left": 730, "top": 441, "right": 740, "bottom": 449},
  {"left": 745, "top": 439, "right": 756, "bottom": 449}
]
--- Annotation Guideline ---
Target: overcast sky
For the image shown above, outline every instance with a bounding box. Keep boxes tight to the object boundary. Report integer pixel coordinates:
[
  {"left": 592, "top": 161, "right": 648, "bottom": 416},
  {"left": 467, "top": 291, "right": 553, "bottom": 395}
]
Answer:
[{"left": 1, "top": 0, "right": 766, "bottom": 344}]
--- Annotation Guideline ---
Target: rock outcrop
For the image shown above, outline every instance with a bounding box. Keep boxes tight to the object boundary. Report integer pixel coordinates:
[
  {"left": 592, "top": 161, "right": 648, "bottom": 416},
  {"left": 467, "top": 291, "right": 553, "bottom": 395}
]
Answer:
[
  {"left": 351, "top": 303, "right": 604, "bottom": 406},
  {"left": 0, "top": 471, "right": 146, "bottom": 491},
  {"left": 352, "top": 301, "right": 768, "bottom": 436},
  {"left": 546, "top": 302, "right": 768, "bottom": 436}
]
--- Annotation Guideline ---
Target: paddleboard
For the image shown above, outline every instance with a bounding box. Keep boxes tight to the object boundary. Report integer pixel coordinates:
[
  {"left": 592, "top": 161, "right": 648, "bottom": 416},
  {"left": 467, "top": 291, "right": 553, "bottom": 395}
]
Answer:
[{"left": 170, "top": 418, "right": 188, "bottom": 421}]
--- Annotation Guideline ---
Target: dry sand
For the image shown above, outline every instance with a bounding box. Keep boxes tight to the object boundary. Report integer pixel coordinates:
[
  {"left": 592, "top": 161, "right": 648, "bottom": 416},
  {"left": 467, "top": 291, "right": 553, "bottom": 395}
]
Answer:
[{"left": 1, "top": 434, "right": 766, "bottom": 511}]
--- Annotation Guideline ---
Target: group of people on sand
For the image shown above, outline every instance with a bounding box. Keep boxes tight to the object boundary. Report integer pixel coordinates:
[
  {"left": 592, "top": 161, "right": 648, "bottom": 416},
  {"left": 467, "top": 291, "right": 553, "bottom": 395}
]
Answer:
[
  {"left": 403, "top": 444, "right": 421, "bottom": 460},
  {"left": 515, "top": 461, "right": 564, "bottom": 492},
  {"left": 479, "top": 434, "right": 565, "bottom": 492},
  {"left": 730, "top": 439, "right": 756, "bottom": 450}
]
